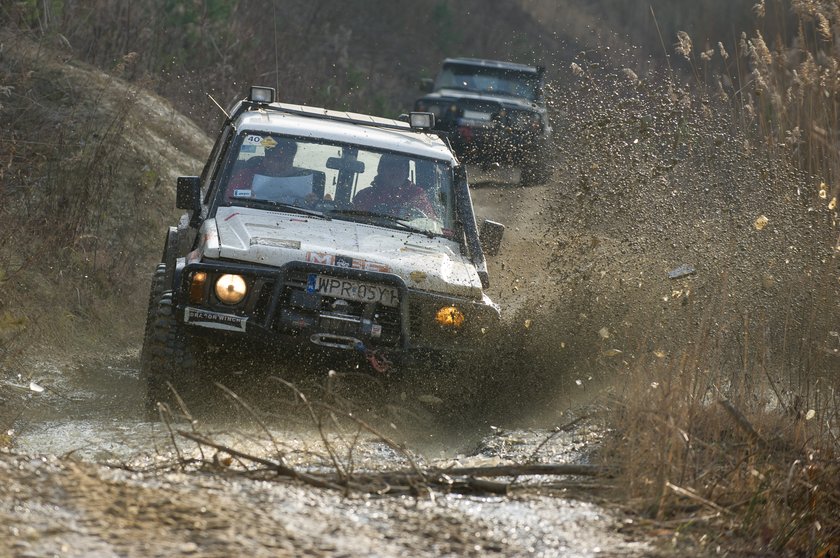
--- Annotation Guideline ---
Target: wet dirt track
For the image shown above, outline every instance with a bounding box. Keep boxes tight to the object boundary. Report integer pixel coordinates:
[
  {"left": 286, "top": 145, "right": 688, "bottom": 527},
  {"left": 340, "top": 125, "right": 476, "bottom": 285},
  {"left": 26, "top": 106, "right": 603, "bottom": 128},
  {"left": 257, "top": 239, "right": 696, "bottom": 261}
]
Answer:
[
  {"left": 3, "top": 172, "right": 658, "bottom": 558},
  {"left": 5, "top": 358, "right": 652, "bottom": 558}
]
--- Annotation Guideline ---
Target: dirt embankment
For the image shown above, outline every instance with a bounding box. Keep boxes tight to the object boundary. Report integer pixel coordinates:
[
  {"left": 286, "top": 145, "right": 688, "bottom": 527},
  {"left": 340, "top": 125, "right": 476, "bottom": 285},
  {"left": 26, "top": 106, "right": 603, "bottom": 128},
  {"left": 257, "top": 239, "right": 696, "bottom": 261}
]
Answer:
[
  {"left": 0, "top": 29, "right": 212, "bottom": 358},
  {"left": 0, "top": 31, "right": 213, "bottom": 436}
]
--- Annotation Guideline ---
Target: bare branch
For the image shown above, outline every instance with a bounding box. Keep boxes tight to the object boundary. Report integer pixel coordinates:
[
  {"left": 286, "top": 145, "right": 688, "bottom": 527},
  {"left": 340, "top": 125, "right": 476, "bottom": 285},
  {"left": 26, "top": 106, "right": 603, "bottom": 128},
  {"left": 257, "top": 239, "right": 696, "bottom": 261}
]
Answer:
[
  {"left": 213, "top": 382, "right": 285, "bottom": 463},
  {"left": 177, "top": 430, "right": 343, "bottom": 491},
  {"left": 666, "top": 481, "right": 731, "bottom": 515},
  {"left": 718, "top": 399, "right": 767, "bottom": 448},
  {"left": 271, "top": 377, "right": 347, "bottom": 479}
]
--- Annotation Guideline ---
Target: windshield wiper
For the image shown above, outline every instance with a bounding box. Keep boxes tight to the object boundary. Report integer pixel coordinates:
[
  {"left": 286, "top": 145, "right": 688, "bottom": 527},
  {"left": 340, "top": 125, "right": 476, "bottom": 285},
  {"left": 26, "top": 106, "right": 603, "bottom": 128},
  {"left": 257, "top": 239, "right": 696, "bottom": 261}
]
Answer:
[
  {"left": 232, "top": 199, "right": 328, "bottom": 219},
  {"left": 327, "top": 209, "right": 436, "bottom": 237}
]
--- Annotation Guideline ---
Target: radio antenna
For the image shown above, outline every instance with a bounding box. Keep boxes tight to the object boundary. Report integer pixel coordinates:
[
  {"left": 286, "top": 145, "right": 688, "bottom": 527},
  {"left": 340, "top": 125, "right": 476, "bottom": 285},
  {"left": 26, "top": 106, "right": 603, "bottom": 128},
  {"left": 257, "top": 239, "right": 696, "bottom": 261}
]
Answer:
[
  {"left": 273, "top": 2, "right": 280, "bottom": 92},
  {"left": 206, "top": 93, "right": 229, "bottom": 119}
]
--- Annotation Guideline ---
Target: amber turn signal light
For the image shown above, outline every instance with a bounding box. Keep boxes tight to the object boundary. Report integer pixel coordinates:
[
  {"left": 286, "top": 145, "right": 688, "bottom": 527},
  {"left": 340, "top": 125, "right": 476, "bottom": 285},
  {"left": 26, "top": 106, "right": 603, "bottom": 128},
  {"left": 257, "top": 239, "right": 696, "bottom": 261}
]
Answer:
[
  {"left": 435, "top": 306, "right": 465, "bottom": 328},
  {"left": 189, "top": 271, "right": 207, "bottom": 304}
]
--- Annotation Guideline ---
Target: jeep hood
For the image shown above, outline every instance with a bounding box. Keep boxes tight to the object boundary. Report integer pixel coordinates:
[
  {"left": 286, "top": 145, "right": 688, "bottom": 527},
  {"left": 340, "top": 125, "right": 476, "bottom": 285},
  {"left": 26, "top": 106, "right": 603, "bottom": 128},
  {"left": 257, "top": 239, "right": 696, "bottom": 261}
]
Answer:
[
  {"left": 421, "top": 89, "right": 540, "bottom": 112},
  {"left": 201, "top": 207, "right": 484, "bottom": 299}
]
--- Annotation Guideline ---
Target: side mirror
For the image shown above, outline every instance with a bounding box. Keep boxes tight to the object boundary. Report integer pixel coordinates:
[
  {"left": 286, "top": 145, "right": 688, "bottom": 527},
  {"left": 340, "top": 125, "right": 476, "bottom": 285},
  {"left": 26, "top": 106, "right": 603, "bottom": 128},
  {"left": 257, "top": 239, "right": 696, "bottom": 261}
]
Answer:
[
  {"left": 176, "top": 176, "right": 201, "bottom": 211},
  {"left": 479, "top": 219, "right": 505, "bottom": 256},
  {"left": 419, "top": 78, "right": 434, "bottom": 93}
]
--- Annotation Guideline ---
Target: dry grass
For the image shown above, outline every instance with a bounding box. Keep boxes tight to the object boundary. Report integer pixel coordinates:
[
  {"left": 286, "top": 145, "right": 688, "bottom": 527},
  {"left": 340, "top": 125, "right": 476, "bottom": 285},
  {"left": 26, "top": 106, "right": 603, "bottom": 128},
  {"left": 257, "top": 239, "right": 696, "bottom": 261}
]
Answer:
[
  {"left": 0, "top": 29, "right": 211, "bottom": 367},
  {"left": 543, "top": 3, "right": 840, "bottom": 554},
  {"left": 600, "top": 338, "right": 839, "bottom": 553},
  {"left": 1, "top": 1, "right": 557, "bottom": 132}
]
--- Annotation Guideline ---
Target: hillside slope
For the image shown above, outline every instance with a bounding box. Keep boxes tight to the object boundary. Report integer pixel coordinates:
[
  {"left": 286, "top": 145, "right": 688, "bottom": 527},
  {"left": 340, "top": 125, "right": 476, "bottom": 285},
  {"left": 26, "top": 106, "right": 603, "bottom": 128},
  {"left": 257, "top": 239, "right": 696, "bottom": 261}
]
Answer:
[{"left": 0, "top": 30, "right": 213, "bottom": 366}]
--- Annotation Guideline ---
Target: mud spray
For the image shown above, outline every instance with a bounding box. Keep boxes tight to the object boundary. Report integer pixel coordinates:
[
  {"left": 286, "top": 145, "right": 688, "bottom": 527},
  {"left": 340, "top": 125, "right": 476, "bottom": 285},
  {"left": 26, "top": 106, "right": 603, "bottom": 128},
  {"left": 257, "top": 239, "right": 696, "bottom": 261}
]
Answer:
[
  {"left": 405, "top": 47, "right": 840, "bottom": 438},
  {"left": 154, "top": 49, "right": 837, "bottom": 456}
]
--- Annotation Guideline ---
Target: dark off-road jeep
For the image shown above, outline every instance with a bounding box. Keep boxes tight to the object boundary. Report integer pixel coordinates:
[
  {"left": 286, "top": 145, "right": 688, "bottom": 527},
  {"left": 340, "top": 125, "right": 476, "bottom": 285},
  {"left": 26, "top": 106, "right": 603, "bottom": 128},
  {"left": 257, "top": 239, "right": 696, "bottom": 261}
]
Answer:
[
  {"left": 139, "top": 86, "right": 505, "bottom": 415},
  {"left": 414, "top": 57, "right": 553, "bottom": 185}
]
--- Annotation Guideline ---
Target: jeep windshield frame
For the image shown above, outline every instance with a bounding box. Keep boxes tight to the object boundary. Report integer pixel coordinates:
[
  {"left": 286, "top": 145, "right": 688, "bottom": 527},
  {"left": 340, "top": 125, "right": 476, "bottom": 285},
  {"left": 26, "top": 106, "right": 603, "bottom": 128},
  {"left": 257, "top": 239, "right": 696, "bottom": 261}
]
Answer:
[
  {"left": 434, "top": 62, "right": 541, "bottom": 101},
  {"left": 210, "top": 131, "right": 459, "bottom": 238}
]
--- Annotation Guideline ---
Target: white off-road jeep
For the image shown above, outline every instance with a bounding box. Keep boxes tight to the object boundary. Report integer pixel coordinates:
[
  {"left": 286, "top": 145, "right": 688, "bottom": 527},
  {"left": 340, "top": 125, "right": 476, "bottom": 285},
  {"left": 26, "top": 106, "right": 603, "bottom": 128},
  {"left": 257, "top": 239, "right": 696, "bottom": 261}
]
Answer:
[{"left": 140, "top": 86, "right": 504, "bottom": 414}]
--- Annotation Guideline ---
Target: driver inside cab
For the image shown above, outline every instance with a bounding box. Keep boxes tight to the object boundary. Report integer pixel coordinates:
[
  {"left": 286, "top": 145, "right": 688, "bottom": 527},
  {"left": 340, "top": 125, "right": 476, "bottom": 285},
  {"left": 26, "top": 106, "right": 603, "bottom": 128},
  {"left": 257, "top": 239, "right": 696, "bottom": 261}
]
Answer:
[{"left": 352, "top": 153, "right": 437, "bottom": 220}]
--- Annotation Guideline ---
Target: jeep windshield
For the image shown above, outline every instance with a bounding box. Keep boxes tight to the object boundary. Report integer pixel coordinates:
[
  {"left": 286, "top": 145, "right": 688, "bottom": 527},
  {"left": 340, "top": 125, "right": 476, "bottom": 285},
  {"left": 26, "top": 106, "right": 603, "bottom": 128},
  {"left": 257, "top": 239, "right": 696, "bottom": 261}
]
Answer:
[
  {"left": 434, "top": 63, "right": 540, "bottom": 101},
  {"left": 216, "top": 132, "right": 456, "bottom": 237}
]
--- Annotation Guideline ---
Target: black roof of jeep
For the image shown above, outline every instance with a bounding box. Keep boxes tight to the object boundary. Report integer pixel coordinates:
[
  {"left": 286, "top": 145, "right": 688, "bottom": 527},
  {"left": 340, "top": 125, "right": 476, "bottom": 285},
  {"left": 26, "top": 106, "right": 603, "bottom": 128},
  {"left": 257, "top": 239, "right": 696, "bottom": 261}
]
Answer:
[{"left": 440, "top": 57, "right": 543, "bottom": 75}]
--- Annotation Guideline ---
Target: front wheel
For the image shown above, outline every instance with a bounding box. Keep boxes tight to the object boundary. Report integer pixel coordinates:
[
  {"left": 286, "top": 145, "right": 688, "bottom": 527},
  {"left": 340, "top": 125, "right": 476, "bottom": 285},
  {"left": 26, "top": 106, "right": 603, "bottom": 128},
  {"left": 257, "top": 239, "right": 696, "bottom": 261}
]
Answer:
[{"left": 138, "top": 292, "right": 203, "bottom": 420}]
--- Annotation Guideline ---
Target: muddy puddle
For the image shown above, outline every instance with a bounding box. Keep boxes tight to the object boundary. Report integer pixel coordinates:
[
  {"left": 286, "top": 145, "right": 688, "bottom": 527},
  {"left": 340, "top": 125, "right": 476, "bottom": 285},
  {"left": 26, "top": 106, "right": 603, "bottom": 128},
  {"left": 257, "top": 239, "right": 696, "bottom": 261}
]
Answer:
[
  {"left": 9, "top": 360, "right": 152, "bottom": 461},
  {"left": 10, "top": 355, "right": 577, "bottom": 465},
  {"left": 4, "top": 356, "right": 654, "bottom": 557}
]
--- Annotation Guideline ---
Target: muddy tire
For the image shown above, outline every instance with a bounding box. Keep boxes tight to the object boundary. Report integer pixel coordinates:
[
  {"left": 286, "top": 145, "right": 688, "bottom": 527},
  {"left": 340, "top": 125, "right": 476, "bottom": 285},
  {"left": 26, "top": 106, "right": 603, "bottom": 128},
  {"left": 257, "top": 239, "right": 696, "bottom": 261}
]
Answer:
[
  {"left": 139, "top": 291, "right": 202, "bottom": 420},
  {"left": 142, "top": 264, "right": 167, "bottom": 341},
  {"left": 139, "top": 264, "right": 168, "bottom": 419}
]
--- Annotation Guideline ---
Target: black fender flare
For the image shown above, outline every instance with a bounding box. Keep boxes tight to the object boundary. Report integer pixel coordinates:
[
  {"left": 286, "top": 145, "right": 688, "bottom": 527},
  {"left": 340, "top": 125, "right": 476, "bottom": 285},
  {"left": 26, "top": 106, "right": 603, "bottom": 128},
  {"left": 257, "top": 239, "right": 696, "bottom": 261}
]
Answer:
[
  {"left": 172, "top": 255, "right": 188, "bottom": 305},
  {"left": 162, "top": 213, "right": 194, "bottom": 289},
  {"left": 163, "top": 226, "right": 179, "bottom": 288}
]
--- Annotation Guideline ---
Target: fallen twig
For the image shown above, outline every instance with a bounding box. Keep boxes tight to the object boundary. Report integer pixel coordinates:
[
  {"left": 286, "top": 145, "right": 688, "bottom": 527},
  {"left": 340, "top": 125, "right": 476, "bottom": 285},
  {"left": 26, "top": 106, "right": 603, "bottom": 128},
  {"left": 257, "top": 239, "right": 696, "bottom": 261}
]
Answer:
[
  {"left": 666, "top": 481, "right": 731, "bottom": 515},
  {"left": 431, "top": 463, "right": 603, "bottom": 478},
  {"left": 718, "top": 398, "right": 767, "bottom": 448},
  {"left": 177, "top": 428, "right": 606, "bottom": 496},
  {"left": 177, "top": 430, "right": 343, "bottom": 490},
  {"left": 456, "top": 477, "right": 510, "bottom": 495}
]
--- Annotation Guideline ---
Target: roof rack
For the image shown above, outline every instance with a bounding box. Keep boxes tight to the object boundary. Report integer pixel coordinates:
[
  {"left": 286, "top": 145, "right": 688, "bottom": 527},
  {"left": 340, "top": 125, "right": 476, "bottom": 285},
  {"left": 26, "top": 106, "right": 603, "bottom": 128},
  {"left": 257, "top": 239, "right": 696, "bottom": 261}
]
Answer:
[
  {"left": 442, "top": 57, "right": 541, "bottom": 73},
  {"left": 233, "top": 86, "right": 438, "bottom": 135}
]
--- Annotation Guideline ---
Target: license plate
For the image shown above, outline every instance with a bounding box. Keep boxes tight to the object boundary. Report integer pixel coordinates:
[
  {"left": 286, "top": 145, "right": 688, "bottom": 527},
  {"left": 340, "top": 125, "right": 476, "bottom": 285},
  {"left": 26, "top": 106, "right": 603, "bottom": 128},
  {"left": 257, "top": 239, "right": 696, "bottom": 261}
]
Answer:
[
  {"left": 462, "top": 109, "right": 492, "bottom": 121},
  {"left": 306, "top": 274, "right": 399, "bottom": 307}
]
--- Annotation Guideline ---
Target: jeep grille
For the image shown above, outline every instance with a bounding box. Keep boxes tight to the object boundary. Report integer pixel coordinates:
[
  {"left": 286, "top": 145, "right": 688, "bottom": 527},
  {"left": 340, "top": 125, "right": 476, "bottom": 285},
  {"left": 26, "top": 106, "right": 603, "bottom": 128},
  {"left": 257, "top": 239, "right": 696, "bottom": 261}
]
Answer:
[{"left": 275, "top": 270, "right": 403, "bottom": 348}]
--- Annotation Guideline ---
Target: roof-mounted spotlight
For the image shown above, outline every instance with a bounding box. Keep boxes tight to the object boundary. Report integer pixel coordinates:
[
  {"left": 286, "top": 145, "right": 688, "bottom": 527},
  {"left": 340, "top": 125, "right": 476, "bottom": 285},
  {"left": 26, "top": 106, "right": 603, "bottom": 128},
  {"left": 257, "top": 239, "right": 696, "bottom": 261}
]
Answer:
[
  {"left": 409, "top": 111, "right": 435, "bottom": 130},
  {"left": 248, "top": 86, "right": 276, "bottom": 104}
]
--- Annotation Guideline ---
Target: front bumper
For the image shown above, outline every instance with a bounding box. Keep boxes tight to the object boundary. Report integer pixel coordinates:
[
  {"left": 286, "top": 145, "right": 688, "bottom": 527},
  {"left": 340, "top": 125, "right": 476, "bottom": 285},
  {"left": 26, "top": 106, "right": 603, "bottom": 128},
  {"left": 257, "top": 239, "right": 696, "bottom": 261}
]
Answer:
[
  {"left": 446, "top": 121, "right": 548, "bottom": 166},
  {"left": 174, "top": 259, "right": 500, "bottom": 358}
]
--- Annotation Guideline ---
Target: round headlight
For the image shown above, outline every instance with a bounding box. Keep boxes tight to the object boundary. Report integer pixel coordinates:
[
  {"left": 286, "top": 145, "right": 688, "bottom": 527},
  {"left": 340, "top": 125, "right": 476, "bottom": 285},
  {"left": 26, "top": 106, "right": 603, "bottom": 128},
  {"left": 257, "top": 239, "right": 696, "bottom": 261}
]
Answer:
[
  {"left": 215, "top": 274, "right": 247, "bottom": 304},
  {"left": 435, "top": 306, "right": 465, "bottom": 328}
]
